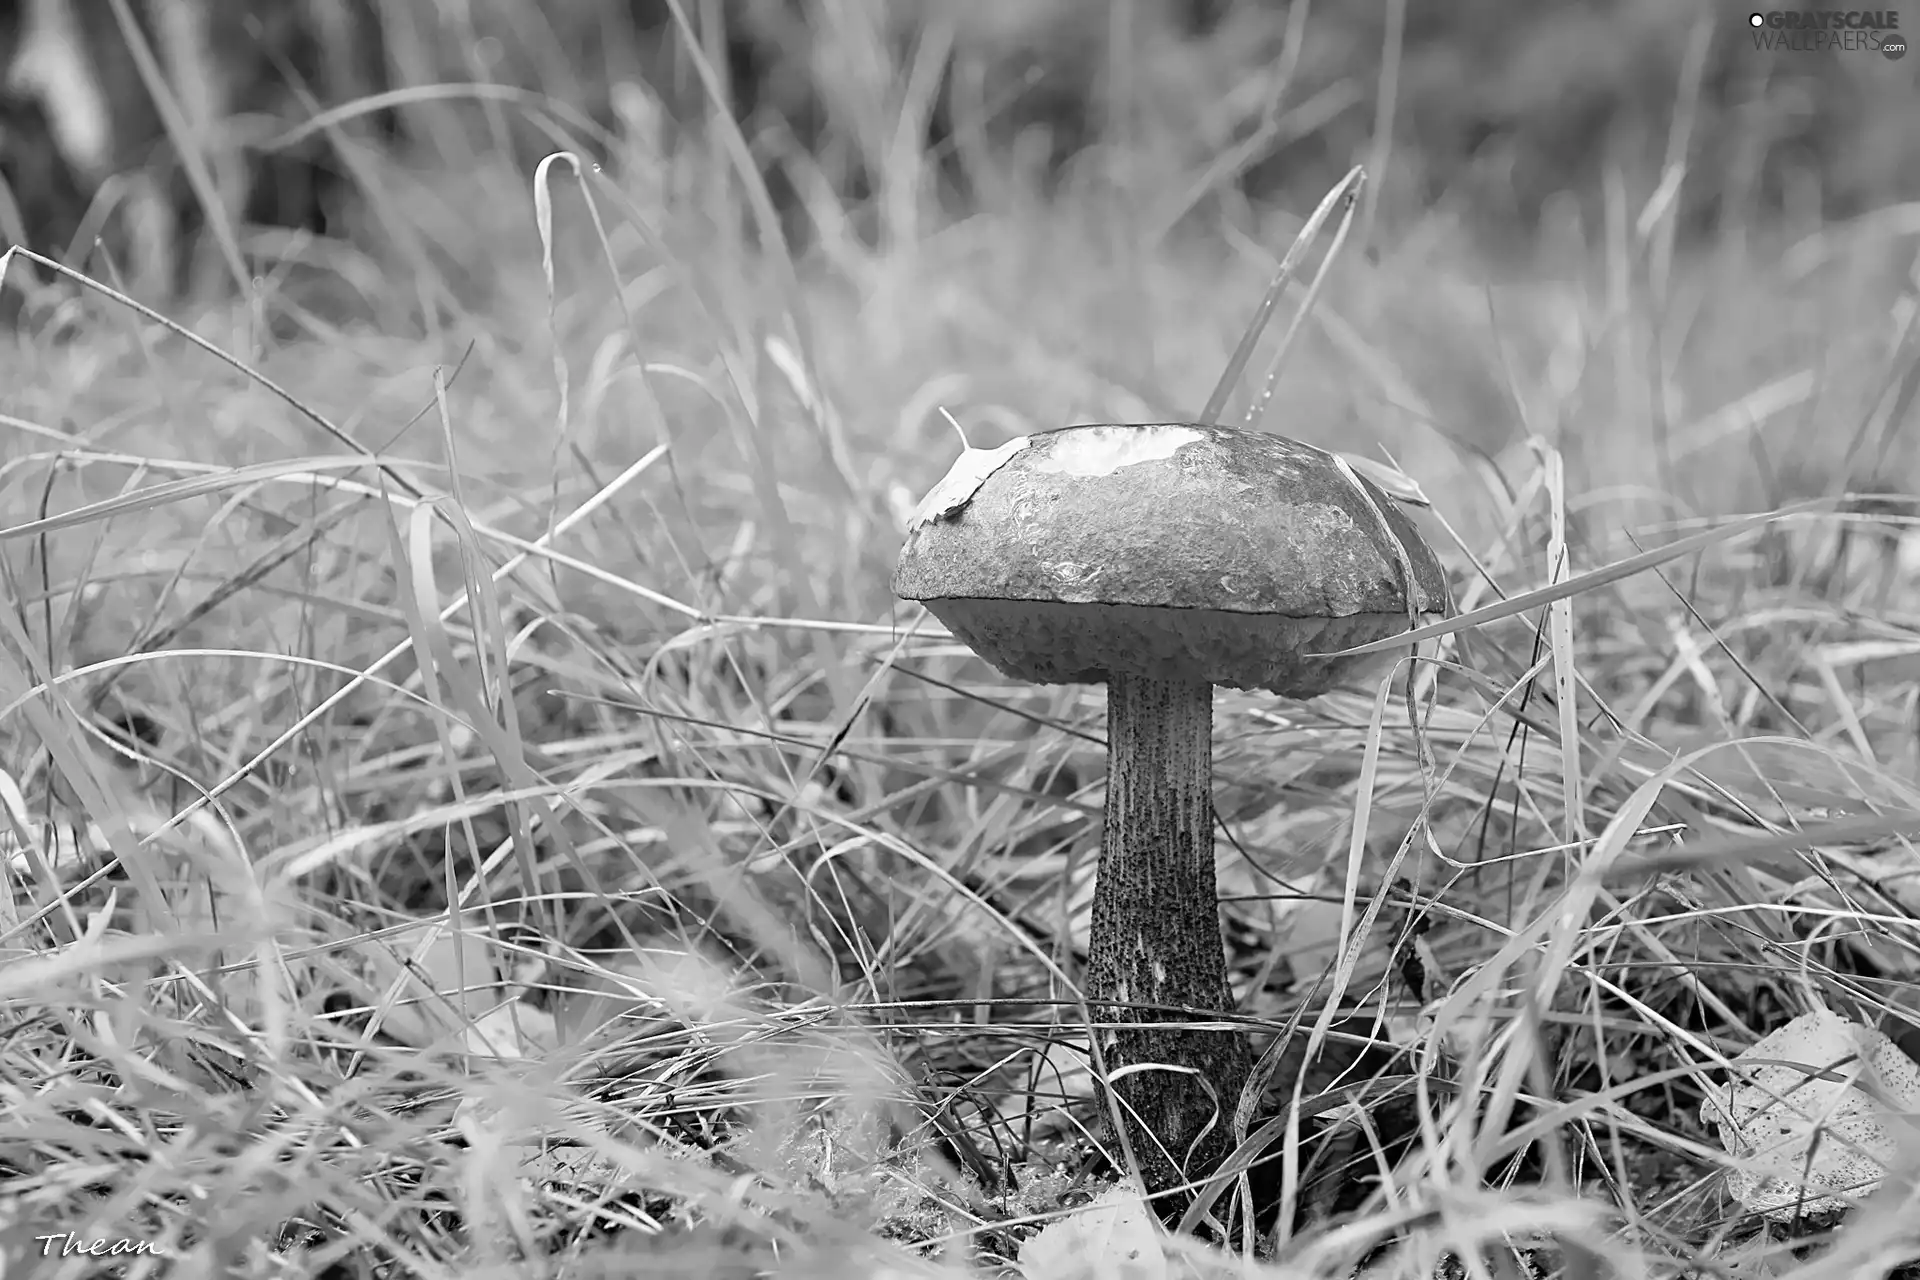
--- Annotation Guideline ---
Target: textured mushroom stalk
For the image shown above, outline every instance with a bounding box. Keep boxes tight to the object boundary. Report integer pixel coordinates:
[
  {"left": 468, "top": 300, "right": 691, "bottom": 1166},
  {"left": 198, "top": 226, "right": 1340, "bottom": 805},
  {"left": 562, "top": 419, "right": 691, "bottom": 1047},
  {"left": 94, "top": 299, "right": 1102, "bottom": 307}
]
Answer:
[{"left": 1087, "top": 672, "right": 1252, "bottom": 1197}]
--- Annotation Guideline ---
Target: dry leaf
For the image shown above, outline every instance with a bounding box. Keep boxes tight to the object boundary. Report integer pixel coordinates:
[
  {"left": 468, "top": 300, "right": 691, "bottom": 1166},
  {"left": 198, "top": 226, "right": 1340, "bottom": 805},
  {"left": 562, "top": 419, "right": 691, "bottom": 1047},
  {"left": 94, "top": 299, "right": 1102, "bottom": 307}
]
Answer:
[
  {"left": 906, "top": 436, "right": 1031, "bottom": 530},
  {"left": 464, "top": 1000, "right": 556, "bottom": 1059},
  {"left": 360, "top": 913, "right": 548, "bottom": 1056},
  {"left": 1018, "top": 1185, "right": 1168, "bottom": 1280},
  {"left": 1703, "top": 1007, "right": 1920, "bottom": 1220},
  {"left": 990, "top": 1042, "right": 1095, "bottom": 1139}
]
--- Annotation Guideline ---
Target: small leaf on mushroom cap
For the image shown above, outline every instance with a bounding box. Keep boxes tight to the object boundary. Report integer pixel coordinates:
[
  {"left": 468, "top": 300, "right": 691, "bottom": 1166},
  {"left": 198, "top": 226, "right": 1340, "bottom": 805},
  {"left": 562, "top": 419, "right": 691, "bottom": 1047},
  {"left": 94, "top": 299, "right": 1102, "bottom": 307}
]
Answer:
[{"left": 905, "top": 434, "right": 1033, "bottom": 531}]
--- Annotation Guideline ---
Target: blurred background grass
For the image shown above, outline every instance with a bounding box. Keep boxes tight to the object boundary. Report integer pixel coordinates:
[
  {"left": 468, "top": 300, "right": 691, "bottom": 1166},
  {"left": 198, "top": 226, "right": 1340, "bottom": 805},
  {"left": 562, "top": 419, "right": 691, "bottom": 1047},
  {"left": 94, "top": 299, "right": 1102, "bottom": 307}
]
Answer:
[
  {"left": 8, "top": 0, "right": 1919, "bottom": 257},
  {"left": 4, "top": 0, "right": 1915, "bottom": 520},
  {"left": 3, "top": 0, "right": 1916, "bottom": 579}
]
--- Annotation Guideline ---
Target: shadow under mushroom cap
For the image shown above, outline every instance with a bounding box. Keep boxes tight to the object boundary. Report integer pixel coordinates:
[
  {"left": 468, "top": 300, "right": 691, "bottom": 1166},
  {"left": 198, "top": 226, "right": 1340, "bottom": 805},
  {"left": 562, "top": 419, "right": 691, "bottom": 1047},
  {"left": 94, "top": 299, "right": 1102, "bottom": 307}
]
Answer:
[{"left": 924, "top": 597, "right": 1434, "bottom": 697}]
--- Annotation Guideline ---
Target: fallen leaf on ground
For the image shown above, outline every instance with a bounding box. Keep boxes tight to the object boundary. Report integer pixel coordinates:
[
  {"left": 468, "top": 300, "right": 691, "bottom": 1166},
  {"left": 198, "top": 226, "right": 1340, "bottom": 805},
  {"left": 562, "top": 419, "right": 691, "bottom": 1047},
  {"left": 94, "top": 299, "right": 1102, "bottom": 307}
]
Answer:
[
  {"left": 1018, "top": 1185, "right": 1167, "bottom": 1280},
  {"left": 1702, "top": 1006, "right": 1920, "bottom": 1220}
]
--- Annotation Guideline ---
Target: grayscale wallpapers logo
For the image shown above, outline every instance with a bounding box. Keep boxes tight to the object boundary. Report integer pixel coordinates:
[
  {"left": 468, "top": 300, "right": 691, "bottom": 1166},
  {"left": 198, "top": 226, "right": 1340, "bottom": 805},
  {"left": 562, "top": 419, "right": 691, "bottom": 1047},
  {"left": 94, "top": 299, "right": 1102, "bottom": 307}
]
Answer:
[{"left": 1748, "top": 10, "right": 1906, "bottom": 57}]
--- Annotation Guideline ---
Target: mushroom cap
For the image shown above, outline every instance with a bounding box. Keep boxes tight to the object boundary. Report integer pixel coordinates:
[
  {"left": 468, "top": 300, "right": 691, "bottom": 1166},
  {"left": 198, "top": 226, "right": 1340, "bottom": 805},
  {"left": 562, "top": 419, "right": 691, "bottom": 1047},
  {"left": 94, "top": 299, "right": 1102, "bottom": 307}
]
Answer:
[{"left": 891, "top": 422, "right": 1451, "bottom": 698}]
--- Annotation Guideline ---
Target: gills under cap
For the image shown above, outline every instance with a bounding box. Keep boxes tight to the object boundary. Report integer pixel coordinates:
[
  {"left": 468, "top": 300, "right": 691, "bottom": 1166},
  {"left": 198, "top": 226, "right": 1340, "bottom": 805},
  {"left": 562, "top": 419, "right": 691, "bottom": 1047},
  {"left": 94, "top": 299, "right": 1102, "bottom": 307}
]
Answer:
[{"left": 892, "top": 422, "right": 1450, "bottom": 698}]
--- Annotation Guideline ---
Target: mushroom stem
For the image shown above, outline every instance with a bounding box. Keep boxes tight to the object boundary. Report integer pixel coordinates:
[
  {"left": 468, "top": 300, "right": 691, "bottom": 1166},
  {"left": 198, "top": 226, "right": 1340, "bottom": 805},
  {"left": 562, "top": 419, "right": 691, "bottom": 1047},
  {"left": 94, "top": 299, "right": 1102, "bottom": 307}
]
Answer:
[{"left": 1088, "top": 671, "right": 1253, "bottom": 1203}]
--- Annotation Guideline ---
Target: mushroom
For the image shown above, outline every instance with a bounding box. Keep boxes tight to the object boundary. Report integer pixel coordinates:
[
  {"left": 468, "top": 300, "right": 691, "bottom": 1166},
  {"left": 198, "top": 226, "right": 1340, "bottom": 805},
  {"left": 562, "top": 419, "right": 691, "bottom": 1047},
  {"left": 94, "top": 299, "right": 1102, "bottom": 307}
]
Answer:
[{"left": 892, "top": 422, "right": 1450, "bottom": 1205}]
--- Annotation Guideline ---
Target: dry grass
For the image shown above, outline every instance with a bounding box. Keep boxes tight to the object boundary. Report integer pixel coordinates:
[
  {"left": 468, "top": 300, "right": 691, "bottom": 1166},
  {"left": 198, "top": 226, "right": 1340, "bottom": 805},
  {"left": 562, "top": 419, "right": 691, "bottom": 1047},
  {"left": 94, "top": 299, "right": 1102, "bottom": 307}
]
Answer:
[{"left": 3, "top": 5, "right": 1920, "bottom": 1278}]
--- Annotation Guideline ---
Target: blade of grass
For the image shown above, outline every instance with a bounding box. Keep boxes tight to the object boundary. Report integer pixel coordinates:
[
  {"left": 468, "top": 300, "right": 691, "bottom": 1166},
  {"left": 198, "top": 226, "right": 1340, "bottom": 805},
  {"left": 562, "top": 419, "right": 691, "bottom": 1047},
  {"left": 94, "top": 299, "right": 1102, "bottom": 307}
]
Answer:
[
  {"left": 1607, "top": 809, "right": 1920, "bottom": 881},
  {"left": 1313, "top": 497, "right": 1840, "bottom": 659},
  {"left": 0, "top": 250, "right": 424, "bottom": 499},
  {"left": 1199, "top": 164, "right": 1365, "bottom": 425},
  {"left": 1356, "top": 0, "right": 1403, "bottom": 251},
  {"left": 105, "top": 0, "right": 247, "bottom": 298},
  {"left": 1244, "top": 170, "right": 1364, "bottom": 432},
  {"left": 138, "top": 445, "right": 668, "bottom": 847},
  {"left": 0, "top": 456, "right": 425, "bottom": 542},
  {"left": 1534, "top": 438, "right": 1585, "bottom": 846}
]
